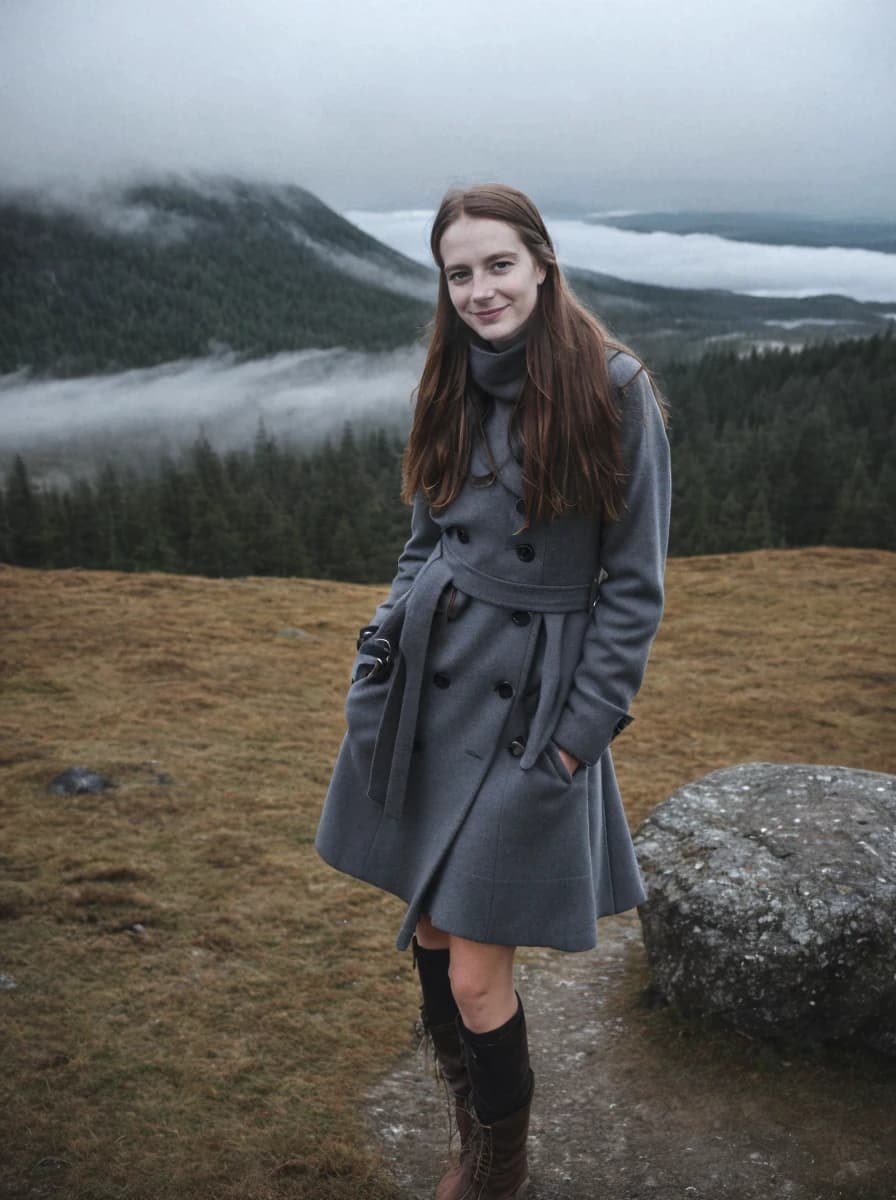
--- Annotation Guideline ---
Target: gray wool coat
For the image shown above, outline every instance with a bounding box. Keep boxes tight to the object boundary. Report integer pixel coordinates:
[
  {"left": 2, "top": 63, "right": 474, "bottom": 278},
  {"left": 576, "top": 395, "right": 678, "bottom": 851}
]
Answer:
[{"left": 315, "top": 341, "right": 671, "bottom": 952}]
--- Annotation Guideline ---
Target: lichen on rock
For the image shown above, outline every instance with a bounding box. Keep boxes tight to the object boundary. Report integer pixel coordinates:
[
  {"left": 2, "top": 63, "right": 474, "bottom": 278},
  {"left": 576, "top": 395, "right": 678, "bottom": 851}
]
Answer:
[{"left": 634, "top": 762, "right": 896, "bottom": 1055}]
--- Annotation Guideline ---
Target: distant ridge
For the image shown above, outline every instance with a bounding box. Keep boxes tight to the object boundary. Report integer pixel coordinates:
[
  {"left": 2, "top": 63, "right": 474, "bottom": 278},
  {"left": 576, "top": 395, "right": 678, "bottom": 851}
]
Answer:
[{"left": 586, "top": 210, "right": 896, "bottom": 254}]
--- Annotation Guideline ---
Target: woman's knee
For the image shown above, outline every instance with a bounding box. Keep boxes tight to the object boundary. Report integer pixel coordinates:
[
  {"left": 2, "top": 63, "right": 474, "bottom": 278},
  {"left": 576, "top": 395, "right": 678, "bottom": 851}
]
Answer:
[{"left": 447, "top": 940, "right": 516, "bottom": 1014}]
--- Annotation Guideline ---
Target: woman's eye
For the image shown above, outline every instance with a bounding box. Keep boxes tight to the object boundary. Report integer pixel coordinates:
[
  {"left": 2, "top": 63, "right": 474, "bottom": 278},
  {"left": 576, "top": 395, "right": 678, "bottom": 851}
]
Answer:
[
  {"left": 493, "top": 260, "right": 512, "bottom": 271},
  {"left": 447, "top": 270, "right": 469, "bottom": 284}
]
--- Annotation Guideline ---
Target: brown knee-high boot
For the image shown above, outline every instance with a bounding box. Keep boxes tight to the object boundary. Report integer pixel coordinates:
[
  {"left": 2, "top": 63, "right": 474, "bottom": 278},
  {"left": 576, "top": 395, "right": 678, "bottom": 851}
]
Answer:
[
  {"left": 412, "top": 938, "right": 475, "bottom": 1199},
  {"left": 456, "top": 997, "right": 534, "bottom": 1200}
]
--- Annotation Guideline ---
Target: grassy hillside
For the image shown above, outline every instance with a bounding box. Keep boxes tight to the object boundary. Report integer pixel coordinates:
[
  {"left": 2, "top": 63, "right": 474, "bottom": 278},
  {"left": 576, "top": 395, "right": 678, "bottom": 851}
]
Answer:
[{"left": 1, "top": 550, "right": 894, "bottom": 1198}]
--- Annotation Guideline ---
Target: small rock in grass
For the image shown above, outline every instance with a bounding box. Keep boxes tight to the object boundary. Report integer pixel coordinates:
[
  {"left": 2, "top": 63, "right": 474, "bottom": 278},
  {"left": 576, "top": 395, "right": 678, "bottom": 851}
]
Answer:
[{"left": 47, "top": 767, "right": 116, "bottom": 796}]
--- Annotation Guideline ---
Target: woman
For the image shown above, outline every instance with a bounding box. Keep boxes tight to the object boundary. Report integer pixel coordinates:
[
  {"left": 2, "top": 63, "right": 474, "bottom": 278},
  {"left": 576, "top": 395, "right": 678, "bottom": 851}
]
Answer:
[{"left": 316, "top": 183, "right": 671, "bottom": 1199}]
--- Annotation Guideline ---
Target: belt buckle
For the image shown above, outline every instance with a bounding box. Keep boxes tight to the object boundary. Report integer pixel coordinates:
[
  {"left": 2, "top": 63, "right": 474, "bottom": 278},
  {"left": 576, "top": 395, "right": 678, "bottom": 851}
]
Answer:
[{"left": 362, "top": 636, "right": 394, "bottom": 683}]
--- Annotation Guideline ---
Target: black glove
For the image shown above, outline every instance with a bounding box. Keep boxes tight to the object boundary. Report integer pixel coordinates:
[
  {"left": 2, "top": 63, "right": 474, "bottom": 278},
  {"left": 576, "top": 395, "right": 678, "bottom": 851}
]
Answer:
[{"left": 354, "top": 636, "right": 394, "bottom": 682}]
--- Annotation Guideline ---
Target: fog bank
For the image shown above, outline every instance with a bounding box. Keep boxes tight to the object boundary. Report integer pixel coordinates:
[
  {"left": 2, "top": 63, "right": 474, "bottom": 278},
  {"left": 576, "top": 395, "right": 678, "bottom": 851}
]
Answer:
[
  {"left": 0, "top": 347, "right": 424, "bottom": 474},
  {"left": 346, "top": 211, "right": 896, "bottom": 303}
]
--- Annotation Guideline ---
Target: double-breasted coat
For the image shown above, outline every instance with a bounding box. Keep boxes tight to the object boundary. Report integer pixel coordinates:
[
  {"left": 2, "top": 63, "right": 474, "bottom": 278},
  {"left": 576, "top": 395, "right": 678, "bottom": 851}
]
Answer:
[{"left": 315, "top": 340, "right": 671, "bottom": 952}]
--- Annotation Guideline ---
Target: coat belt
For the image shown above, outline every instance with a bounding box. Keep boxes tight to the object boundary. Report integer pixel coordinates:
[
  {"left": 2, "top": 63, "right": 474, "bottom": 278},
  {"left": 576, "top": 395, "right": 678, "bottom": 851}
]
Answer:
[{"left": 368, "top": 539, "right": 598, "bottom": 820}]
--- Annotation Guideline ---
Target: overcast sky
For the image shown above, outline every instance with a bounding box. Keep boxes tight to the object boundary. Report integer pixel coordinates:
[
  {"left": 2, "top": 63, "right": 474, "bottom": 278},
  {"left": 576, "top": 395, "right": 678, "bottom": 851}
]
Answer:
[{"left": 2, "top": 0, "right": 894, "bottom": 216}]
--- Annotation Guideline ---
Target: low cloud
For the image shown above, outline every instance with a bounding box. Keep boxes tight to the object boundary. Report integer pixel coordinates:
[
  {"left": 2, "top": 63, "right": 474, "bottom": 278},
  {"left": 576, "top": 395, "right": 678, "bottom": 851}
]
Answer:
[
  {"left": 0, "top": 346, "right": 425, "bottom": 480},
  {"left": 348, "top": 211, "right": 896, "bottom": 304},
  {"left": 287, "top": 226, "right": 436, "bottom": 302}
]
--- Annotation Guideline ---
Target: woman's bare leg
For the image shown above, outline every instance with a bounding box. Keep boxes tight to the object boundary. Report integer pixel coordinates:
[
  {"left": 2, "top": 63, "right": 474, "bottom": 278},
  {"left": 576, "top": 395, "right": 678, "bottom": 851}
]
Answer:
[
  {"left": 446, "top": 934, "right": 517, "bottom": 1032},
  {"left": 414, "top": 920, "right": 516, "bottom": 1025}
]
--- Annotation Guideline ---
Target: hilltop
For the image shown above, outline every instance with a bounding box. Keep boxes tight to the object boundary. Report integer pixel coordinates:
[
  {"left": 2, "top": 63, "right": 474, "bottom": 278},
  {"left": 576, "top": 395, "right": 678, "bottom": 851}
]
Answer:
[{"left": 1, "top": 549, "right": 894, "bottom": 1198}]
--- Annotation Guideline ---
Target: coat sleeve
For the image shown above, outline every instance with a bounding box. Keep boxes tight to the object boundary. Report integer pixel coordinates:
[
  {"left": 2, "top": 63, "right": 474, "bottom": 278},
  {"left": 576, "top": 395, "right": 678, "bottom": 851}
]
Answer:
[
  {"left": 369, "top": 492, "right": 443, "bottom": 629},
  {"left": 550, "top": 358, "right": 671, "bottom": 765}
]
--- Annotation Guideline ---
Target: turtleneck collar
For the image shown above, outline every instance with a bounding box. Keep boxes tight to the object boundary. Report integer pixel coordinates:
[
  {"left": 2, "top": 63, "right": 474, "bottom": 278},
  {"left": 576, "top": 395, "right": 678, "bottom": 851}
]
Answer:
[{"left": 468, "top": 335, "right": 527, "bottom": 403}]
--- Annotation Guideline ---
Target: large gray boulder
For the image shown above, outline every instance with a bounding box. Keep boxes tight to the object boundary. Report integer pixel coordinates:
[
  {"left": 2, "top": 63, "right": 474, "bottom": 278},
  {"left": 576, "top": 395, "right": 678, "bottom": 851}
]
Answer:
[{"left": 633, "top": 763, "right": 896, "bottom": 1055}]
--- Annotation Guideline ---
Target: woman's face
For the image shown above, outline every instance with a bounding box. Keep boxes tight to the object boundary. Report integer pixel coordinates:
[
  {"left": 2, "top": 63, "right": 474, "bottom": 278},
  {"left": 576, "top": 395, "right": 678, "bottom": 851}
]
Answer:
[{"left": 439, "top": 215, "right": 546, "bottom": 348}]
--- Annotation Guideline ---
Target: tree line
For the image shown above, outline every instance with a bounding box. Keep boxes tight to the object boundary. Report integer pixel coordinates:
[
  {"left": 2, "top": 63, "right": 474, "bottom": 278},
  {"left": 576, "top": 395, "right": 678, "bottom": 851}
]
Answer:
[{"left": 2, "top": 333, "right": 893, "bottom": 578}]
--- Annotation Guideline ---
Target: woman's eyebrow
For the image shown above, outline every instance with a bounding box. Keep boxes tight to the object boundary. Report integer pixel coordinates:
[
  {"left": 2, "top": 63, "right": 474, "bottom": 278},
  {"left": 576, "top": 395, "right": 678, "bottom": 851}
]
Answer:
[{"left": 443, "top": 251, "right": 519, "bottom": 272}]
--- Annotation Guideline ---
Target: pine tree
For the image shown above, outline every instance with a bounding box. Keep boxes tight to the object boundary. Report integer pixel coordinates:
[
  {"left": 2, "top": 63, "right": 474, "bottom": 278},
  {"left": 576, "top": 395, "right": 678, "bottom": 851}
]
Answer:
[
  {"left": 744, "top": 484, "right": 775, "bottom": 549},
  {"left": 0, "top": 489, "right": 11, "bottom": 563},
  {"left": 4, "top": 456, "right": 44, "bottom": 566},
  {"left": 829, "top": 458, "right": 886, "bottom": 548},
  {"left": 782, "top": 408, "right": 836, "bottom": 546}
]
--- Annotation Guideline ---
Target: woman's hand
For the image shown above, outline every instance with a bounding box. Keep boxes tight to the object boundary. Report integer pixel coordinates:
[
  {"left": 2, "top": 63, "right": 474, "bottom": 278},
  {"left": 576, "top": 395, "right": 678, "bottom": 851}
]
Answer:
[{"left": 556, "top": 745, "right": 580, "bottom": 777}]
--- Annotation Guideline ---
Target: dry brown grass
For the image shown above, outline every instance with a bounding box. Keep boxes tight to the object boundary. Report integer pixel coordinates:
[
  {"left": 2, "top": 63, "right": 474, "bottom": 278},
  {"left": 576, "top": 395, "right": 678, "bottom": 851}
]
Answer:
[{"left": 1, "top": 549, "right": 893, "bottom": 1199}]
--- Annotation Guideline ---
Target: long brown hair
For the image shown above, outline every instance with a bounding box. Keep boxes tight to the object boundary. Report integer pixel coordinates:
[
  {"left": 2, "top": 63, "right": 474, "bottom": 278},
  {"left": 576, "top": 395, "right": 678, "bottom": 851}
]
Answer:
[{"left": 402, "top": 183, "right": 662, "bottom": 523}]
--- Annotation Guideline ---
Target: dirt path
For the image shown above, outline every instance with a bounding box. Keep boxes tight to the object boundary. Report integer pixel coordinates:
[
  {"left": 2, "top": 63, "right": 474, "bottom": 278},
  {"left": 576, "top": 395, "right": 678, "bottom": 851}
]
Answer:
[{"left": 366, "top": 912, "right": 896, "bottom": 1200}]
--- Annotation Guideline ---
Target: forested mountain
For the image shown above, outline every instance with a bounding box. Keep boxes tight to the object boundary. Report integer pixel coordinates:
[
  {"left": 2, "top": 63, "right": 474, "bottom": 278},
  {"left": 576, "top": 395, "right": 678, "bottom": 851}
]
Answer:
[
  {"left": 1, "top": 177, "right": 435, "bottom": 377},
  {"left": 3, "top": 334, "right": 893, "bottom": 575},
  {"left": 2, "top": 177, "right": 891, "bottom": 382}
]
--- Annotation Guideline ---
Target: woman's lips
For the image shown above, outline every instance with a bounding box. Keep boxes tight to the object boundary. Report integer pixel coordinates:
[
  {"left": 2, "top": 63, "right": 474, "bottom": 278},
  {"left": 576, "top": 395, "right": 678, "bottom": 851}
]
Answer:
[{"left": 473, "top": 306, "right": 509, "bottom": 321}]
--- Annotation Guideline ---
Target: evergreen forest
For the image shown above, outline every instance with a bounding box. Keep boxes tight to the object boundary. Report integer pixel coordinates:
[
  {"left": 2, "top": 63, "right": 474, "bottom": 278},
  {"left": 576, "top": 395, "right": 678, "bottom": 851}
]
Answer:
[
  {"left": 2, "top": 334, "right": 894, "bottom": 579},
  {"left": 1, "top": 180, "right": 433, "bottom": 376}
]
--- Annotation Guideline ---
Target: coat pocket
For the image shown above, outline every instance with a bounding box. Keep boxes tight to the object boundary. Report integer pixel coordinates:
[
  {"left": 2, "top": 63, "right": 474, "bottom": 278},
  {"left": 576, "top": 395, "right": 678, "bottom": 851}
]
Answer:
[
  {"left": 542, "top": 739, "right": 575, "bottom": 786},
  {"left": 344, "top": 668, "right": 389, "bottom": 780},
  {"left": 495, "top": 747, "right": 589, "bottom": 882}
]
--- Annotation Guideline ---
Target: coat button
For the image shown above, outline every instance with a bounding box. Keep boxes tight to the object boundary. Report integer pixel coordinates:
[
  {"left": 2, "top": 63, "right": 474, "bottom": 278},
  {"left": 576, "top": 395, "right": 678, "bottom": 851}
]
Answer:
[
  {"left": 511, "top": 611, "right": 531, "bottom": 626},
  {"left": 515, "top": 498, "right": 526, "bottom": 515},
  {"left": 508, "top": 738, "right": 526, "bottom": 757},
  {"left": 495, "top": 681, "right": 514, "bottom": 700},
  {"left": 456, "top": 527, "right": 470, "bottom": 544},
  {"left": 516, "top": 543, "right": 535, "bottom": 563},
  {"left": 433, "top": 673, "right": 451, "bottom": 689}
]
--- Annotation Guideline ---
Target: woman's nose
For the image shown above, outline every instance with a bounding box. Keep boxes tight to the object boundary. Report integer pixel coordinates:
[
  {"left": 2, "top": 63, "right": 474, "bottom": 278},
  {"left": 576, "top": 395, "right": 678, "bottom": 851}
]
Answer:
[{"left": 472, "top": 272, "right": 495, "bottom": 301}]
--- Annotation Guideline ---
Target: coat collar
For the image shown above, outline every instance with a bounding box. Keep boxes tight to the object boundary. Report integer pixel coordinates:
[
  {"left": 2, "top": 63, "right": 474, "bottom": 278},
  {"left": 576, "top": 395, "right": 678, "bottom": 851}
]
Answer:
[
  {"left": 467, "top": 336, "right": 527, "bottom": 495},
  {"left": 468, "top": 335, "right": 527, "bottom": 403}
]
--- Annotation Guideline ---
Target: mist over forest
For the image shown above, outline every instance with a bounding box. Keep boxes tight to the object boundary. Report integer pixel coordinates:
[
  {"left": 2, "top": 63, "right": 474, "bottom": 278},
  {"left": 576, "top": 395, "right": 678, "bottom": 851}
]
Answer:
[
  {"left": 3, "top": 176, "right": 894, "bottom": 483},
  {"left": 4, "top": 333, "right": 894, "bottom": 578},
  {"left": 0, "top": 346, "right": 424, "bottom": 485}
]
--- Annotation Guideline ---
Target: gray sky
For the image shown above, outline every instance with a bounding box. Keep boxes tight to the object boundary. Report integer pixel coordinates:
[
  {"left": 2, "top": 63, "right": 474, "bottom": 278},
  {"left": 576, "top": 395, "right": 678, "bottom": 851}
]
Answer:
[{"left": 1, "top": 0, "right": 893, "bottom": 216}]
